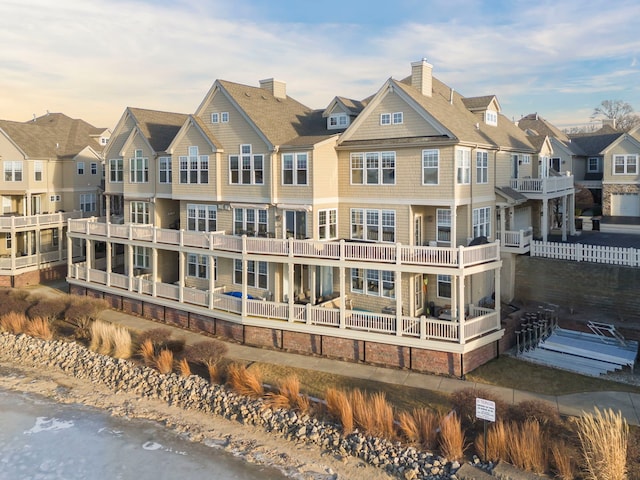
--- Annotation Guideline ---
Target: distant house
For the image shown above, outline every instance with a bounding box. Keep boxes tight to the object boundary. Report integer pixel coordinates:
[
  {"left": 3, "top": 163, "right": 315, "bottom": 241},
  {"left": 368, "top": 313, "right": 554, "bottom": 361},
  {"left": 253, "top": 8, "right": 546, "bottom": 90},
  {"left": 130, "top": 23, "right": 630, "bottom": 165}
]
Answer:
[{"left": 0, "top": 113, "right": 109, "bottom": 285}]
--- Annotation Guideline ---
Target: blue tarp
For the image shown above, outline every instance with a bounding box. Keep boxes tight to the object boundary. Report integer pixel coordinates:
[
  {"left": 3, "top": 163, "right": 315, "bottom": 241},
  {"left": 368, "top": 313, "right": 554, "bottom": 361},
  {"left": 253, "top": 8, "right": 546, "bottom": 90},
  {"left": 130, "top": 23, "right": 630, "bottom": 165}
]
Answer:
[{"left": 224, "top": 291, "right": 258, "bottom": 300}]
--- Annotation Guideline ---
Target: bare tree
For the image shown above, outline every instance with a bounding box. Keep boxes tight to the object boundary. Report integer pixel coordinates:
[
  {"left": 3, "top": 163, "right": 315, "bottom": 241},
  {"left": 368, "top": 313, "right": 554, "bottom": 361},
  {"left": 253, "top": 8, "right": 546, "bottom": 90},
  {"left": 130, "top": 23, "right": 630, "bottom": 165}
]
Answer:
[{"left": 591, "top": 100, "right": 640, "bottom": 131}]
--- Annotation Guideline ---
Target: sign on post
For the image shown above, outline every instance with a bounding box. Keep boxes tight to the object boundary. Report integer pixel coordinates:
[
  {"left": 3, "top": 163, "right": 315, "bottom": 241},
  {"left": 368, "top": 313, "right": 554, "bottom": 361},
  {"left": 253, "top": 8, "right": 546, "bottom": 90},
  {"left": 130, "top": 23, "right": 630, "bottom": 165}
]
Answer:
[{"left": 476, "top": 398, "right": 496, "bottom": 422}]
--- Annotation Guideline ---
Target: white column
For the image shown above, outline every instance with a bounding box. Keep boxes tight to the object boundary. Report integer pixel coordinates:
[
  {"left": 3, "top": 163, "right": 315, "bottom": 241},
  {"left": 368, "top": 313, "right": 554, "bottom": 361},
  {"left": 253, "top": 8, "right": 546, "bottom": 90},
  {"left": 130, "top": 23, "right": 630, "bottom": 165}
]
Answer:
[
  {"left": 450, "top": 205, "right": 457, "bottom": 246},
  {"left": 287, "top": 262, "right": 295, "bottom": 322},
  {"left": 127, "top": 244, "right": 134, "bottom": 291},
  {"left": 105, "top": 195, "right": 111, "bottom": 223},
  {"left": 57, "top": 227, "right": 64, "bottom": 261},
  {"left": 178, "top": 251, "right": 185, "bottom": 302},
  {"left": 458, "top": 274, "right": 466, "bottom": 345},
  {"left": 105, "top": 242, "right": 112, "bottom": 287},
  {"left": 241, "top": 259, "right": 248, "bottom": 318},
  {"left": 339, "top": 266, "right": 346, "bottom": 328},
  {"left": 151, "top": 247, "right": 158, "bottom": 297},
  {"left": 561, "top": 195, "right": 568, "bottom": 241},
  {"left": 208, "top": 256, "right": 216, "bottom": 309},
  {"left": 494, "top": 268, "right": 501, "bottom": 329},
  {"left": 541, "top": 199, "right": 549, "bottom": 241},
  {"left": 395, "top": 271, "right": 403, "bottom": 336},
  {"left": 569, "top": 193, "right": 576, "bottom": 235},
  {"left": 85, "top": 239, "right": 92, "bottom": 282}
]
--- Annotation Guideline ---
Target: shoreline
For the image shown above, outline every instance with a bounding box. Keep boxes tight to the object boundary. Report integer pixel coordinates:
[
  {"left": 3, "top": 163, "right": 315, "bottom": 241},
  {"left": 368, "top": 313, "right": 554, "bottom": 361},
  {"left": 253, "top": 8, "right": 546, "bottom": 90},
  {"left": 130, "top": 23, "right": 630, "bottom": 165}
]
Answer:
[{"left": 0, "top": 351, "right": 394, "bottom": 480}]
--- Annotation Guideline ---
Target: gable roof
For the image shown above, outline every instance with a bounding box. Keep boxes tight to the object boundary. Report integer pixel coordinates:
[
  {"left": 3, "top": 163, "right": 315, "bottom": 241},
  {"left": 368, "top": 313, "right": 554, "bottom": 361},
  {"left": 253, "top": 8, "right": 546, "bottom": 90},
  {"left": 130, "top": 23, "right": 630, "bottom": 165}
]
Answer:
[
  {"left": 200, "top": 80, "right": 332, "bottom": 148},
  {"left": 0, "top": 113, "right": 107, "bottom": 159},
  {"left": 462, "top": 95, "right": 500, "bottom": 112},
  {"left": 322, "top": 96, "right": 367, "bottom": 117},
  {"left": 127, "top": 107, "right": 189, "bottom": 153},
  {"left": 166, "top": 115, "right": 223, "bottom": 154},
  {"left": 517, "top": 113, "right": 570, "bottom": 142},
  {"left": 568, "top": 132, "right": 624, "bottom": 156}
]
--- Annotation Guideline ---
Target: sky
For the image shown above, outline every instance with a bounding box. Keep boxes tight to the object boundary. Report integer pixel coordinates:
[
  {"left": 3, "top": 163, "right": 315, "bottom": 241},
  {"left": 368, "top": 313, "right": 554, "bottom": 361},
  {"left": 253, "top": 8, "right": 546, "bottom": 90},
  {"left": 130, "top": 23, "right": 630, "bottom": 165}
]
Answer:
[{"left": 2, "top": 0, "right": 640, "bottom": 130}]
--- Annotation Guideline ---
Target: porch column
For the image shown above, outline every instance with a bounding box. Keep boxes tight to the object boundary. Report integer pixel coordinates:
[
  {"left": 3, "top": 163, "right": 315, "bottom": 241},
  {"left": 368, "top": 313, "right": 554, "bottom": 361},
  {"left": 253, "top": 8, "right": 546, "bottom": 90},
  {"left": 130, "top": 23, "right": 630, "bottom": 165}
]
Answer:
[
  {"left": 85, "top": 239, "right": 92, "bottom": 282},
  {"left": 57, "top": 227, "right": 63, "bottom": 261},
  {"left": 310, "top": 266, "right": 316, "bottom": 305},
  {"left": 541, "top": 199, "right": 549, "bottom": 241},
  {"left": 10, "top": 229, "right": 16, "bottom": 272},
  {"left": 105, "top": 195, "right": 111, "bottom": 223},
  {"left": 208, "top": 256, "right": 216, "bottom": 309},
  {"left": 499, "top": 207, "right": 506, "bottom": 244},
  {"left": 178, "top": 251, "right": 185, "bottom": 302},
  {"left": 241, "top": 259, "right": 248, "bottom": 318},
  {"left": 127, "top": 244, "right": 133, "bottom": 291},
  {"left": 457, "top": 274, "right": 466, "bottom": 345},
  {"left": 105, "top": 242, "right": 112, "bottom": 287},
  {"left": 35, "top": 230, "right": 41, "bottom": 266},
  {"left": 339, "top": 266, "right": 346, "bottom": 329},
  {"left": 65, "top": 228, "right": 72, "bottom": 277},
  {"left": 569, "top": 193, "right": 576, "bottom": 235},
  {"left": 287, "top": 262, "right": 295, "bottom": 322},
  {"left": 395, "top": 270, "right": 403, "bottom": 336},
  {"left": 450, "top": 205, "right": 457, "bottom": 246},
  {"left": 494, "top": 268, "right": 501, "bottom": 329},
  {"left": 151, "top": 247, "right": 157, "bottom": 297},
  {"left": 561, "top": 195, "right": 568, "bottom": 241}
]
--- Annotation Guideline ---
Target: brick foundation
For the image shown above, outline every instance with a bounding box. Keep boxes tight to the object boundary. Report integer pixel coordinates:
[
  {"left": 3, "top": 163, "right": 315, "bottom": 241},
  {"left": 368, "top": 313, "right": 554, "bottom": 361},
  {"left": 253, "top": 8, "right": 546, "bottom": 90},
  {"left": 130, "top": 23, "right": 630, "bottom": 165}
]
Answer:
[
  {"left": 0, "top": 276, "right": 11, "bottom": 288},
  {"left": 321, "top": 337, "right": 365, "bottom": 362},
  {"left": 365, "top": 342, "right": 410, "bottom": 369},
  {"left": 189, "top": 313, "right": 216, "bottom": 335},
  {"left": 282, "top": 331, "right": 321, "bottom": 355},
  {"left": 103, "top": 293, "right": 123, "bottom": 310},
  {"left": 411, "top": 349, "right": 461, "bottom": 376},
  {"left": 13, "top": 269, "right": 41, "bottom": 288},
  {"left": 462, "top": 342, "right": 498, "bottom": 375},
  {"left": 122, "top": 298, "right": 143, "bottom": 316},
  {"left": 143, "top": 303, "right": 165, "bottom": 323},
  {"left": 245, "top": 325, "right": 282, "bottom": 349},
  {"left": 165, "top": 307, "right": 189, "bottom": 328},
  {"left": 216, "top": 319, "right": 244, "bottom": 343},
  {"left": 69, "top": 285, "right": 87, "bottom": 296},
  {"left": 85, "top": 289, "right": 104, "bottom": 300}
]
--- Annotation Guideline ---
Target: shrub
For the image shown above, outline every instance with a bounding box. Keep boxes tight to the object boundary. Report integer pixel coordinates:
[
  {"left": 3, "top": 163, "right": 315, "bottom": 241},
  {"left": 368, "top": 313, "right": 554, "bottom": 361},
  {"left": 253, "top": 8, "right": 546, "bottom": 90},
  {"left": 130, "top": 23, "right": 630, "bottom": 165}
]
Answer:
[
  {"left": 207, "top": 363, "right": 225, "bottom": 385},
  {"left": 155, "top": 349, "right": 174, "bottom": 374},
  {"left": 27, "top": 297, "right": 68, "bottom": 321},
  {"left": 474, "top": 419, "right": 508, "bottom": 462},
  {"left": 0, "top": 312, "right": 28, "bottom": 334},
  {"left": 450, "top": 387, "right": 508, "bottom": 434},
  {"left": 576, "top": 407, "right": 628, "bottom": 480},
  {"left": 89, "top": 320, "right": 113, "bottom": 355},
  {"left": 509, "top": 399, "right": 564, "bottom": 435},
  {"left": 350, "top": 389, "right": 376, "bottom": 434},
  {"left": 371, "top": 391, "right": 395, "bottom": 439},
  {"left": 398, "top": 410, "right": 419, "bottom": 444},
  {"left": 184, "top": 340, "right": 228, "bottom": 368},
  {"left": 65, "top": 297, "right": 108, "bottom": 325},
  {"left": 551, "top": 440, "right": 578, "bottom": 480},
  {"left": 112, "top": 326, "right": 132, "bottom": 359},
  {"left": 139, "top": 338, "right": 155, "bottom": 366},
  {"left": 506, "top": 419, "right": 548, "bottom": 474},
  {"left": 0, "top": 294, "right": 31, "bottom": 318},
  {"left": 25, "top": 317, "right": 54, "bottom": 340},
  {"left": 439, "top": 412, "right": 465, "bottom": 462},
  {"left": 227, "top": 363, "right": 264, "bottom": 398},
  {"left": 137, "top": 328, "right": 172, "bottom": 348},
  {"left": 266, "top": 375, "right": 310, "bottom": 413},
  {"left": 177, "top": 358, "right": 192, "bottom": 377},
  {"left": 325, "top": 387, "right": 353, "bottom": 434}
]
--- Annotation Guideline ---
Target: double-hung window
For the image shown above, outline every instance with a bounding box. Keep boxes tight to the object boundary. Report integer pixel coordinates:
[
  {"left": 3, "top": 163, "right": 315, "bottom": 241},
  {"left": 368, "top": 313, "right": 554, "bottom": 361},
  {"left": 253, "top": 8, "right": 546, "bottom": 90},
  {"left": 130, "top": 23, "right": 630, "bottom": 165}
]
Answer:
[
  {"left": 456, "top": 148, "right": 471, "bottom": 184},
  {"left": 187, "top": 254, "right": 209, "bottom": 279},
  {"left": 229, "top": 145, "right": 264, "bottom": 185},
  {"left": 80, "top": 194, "right": 96, "bottom": 213},
  {"left": 187, "top": 204, "right": 216, "bottom": 232},
  {"left": 34, "top": 161, "right": 43, "bottom": 181},
  {"left": 476, "top": 151, "right": 488, "bottom": 184},
  {"left": 318, "top": 209, "right": 337, "bottom": 240},
  {"left": 350, "top": 208, "right": 395, "bottom": 242},
  {"left": 234, "top": 259, "right": 268, "bottom": 289},
  {"left": 350, "top": 152, "right": 395, "bottom": 185},
  {"left": 282, "top": 152, "right": 308, "bottom": 185},
  {"left": 130, "top": 150, "right": 149, "bottom": 183},
  {"left": 436, "top": 208, "right": 451, "bottom": 243},
  {"left": 588, "top": 157, "right": 600, "bottom": 173},
  {"left": 77, "top": 162, "right": 85, "bottom": 175},
  {"left": 350, "top": 268, "right": 395, "bottom": 298},
  {"left": 179, "top": 146, "right": 209, "bottom": 184},
  {"left": 234, "top": 208, "right": 267, "bottom": 236},
  {"left": 328, "top": 114, "right": 348, "bottom": 129},
  {"left": 472, "top": 206, "right": 491, "bottom": 238},
  {"left": 4, "top": 161, "right": 23, "bottom": 182},
  {"left": 159, "top": 156, "right": 172, "bottom": 183},
  {"left": 130, "top": 201, "right": 150, "bottom": 224},
  {"left": 437, "top": 275, "right": 451, "bottom": 298},
  {"left": 422, "top": 149, "right": 439, "bottom": 185},
  {"left": 91, "top": 162, "right": 98, "bottom": 175},
  {"left": 614, "top": 155, "right": 638, "bottom": 175},
  {"left": 109, "top": 159, "right": 123, "bottom": 182},
  {"left": 133, "top": 246, "right": 150, "bottom": 269}
]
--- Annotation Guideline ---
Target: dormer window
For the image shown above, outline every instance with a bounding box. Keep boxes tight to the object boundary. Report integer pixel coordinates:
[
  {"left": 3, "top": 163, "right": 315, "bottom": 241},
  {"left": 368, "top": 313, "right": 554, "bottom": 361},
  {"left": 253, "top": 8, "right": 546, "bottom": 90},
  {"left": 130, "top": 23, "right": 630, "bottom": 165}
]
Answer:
[
  {"left": 328, "top": 113, "right": 348, "bottom": 130},
  {"left": 485, "top": 110, "right": 498, "bottom": 126},
  {"left": 380, "top": 112, "right": 403, "bottom": 125}
]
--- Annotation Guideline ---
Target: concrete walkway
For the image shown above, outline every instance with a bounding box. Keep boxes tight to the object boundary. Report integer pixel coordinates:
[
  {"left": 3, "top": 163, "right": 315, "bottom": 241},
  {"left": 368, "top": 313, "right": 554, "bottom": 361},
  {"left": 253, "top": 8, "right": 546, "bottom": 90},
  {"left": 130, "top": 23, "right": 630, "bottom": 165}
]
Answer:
[{"left": 95, "top": 308, "right": 640, "bottom": 426}]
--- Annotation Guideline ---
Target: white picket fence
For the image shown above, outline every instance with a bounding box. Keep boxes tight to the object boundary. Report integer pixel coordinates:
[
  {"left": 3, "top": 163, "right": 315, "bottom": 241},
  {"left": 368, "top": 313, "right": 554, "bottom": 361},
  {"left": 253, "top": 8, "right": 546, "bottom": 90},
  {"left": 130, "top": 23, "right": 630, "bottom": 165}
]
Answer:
[{"left": 531, "top": 241, "right": 640, "bottom": 267}]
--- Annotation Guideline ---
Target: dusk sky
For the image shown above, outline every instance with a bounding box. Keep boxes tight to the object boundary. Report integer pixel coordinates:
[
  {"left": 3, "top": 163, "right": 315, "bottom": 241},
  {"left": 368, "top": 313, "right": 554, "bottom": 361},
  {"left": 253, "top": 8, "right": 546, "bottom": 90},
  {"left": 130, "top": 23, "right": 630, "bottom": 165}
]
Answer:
[{"left": 2, "top": 0, "right": 639, "bottom": 130}]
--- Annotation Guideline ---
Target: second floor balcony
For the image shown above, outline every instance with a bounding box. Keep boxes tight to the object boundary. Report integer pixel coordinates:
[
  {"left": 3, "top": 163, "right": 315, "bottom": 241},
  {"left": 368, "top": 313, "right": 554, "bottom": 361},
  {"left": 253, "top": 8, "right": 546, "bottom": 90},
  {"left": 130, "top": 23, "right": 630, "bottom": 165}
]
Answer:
[
  {"left": 510, "top": 175, "right": 574, "bottom": 198},
  {"left": 0, "top": 211, "right": 83, "bottom": 232}
]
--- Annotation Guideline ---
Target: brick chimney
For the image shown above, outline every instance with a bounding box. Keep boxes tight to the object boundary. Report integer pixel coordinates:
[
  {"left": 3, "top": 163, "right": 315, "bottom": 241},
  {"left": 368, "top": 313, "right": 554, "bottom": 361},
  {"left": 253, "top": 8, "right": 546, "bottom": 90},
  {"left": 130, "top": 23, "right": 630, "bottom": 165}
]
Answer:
[
  {"left": 259, "top": 78, "right": 287, "bottom": 99},
  {"left": 411, "top": 59, "right": 433, "bottom": 97}
]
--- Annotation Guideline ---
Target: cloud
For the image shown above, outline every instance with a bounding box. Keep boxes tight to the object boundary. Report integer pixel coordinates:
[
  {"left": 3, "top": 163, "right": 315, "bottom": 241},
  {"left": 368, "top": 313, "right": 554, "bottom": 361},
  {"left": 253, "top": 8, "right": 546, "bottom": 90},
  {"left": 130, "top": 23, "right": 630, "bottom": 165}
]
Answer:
[{"left": 1, "top": 0, "right": 639, "bottom": 127}]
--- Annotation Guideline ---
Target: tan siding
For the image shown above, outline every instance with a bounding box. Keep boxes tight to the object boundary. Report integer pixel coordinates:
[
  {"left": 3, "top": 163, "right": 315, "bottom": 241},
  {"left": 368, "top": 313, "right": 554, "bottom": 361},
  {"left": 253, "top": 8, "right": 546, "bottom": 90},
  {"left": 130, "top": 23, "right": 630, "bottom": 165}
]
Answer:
[
  {"left": 604, "top": 138, "right": 640, "bottom": 183},
  {"left": 171, "top": 126, "right": 218, "bottom": 199},
  {"left": 122, "top": 138, "right": 154, "bottom": 198},
  {"left": 105, "top": 115, "right": 135, "bottom": 163},
  {"left": 348, "top": 91, "right": 440, "bottom": 141}
]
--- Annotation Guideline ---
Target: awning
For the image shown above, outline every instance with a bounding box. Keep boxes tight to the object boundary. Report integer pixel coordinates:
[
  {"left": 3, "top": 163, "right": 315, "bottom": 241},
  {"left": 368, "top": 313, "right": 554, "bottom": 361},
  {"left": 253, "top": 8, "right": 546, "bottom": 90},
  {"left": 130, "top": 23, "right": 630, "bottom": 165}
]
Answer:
[{"left": 276, "top": 203, "right": 313, "bottom": 212}]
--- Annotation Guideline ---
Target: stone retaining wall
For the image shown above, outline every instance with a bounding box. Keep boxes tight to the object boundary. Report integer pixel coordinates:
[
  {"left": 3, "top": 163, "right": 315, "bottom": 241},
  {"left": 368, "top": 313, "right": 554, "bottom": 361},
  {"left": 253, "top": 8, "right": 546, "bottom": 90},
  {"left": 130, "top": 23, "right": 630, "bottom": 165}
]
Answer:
[{"left": 0, "top": 332, "right": 467, "bottom": 480}]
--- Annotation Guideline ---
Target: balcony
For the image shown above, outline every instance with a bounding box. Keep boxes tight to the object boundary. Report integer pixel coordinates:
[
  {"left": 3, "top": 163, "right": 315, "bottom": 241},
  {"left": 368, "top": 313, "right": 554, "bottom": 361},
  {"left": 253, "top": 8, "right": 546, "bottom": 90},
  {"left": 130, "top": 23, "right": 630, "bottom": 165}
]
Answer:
[
  {"left": 0, "top": 211, "right": 83, "bottom": 231},
  {"left": 498, "top": 228, "right": 533, "bottom": 254},
  {"left": 68, "top": 263, "right": 501, "bottom": 347},
  {"left": 509, "top": 175, "right": 574, "bottom": 198},
  {"left": 68, "top": 218, "right": 502, "bottom": 270}
]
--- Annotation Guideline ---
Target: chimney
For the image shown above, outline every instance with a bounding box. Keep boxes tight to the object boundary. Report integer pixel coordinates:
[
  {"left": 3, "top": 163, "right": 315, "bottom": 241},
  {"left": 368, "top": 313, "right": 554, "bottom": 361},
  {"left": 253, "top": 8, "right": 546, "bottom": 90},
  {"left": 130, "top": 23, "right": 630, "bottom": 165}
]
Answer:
[
  {"left": 411, "top": 59, "right": 433, "bottom": 97},
  {"left": 259, "top": 78, "right": 287, "bottom": 99},
  {"left": 602, "top": 118, "right": 617, "bottom": 129}
]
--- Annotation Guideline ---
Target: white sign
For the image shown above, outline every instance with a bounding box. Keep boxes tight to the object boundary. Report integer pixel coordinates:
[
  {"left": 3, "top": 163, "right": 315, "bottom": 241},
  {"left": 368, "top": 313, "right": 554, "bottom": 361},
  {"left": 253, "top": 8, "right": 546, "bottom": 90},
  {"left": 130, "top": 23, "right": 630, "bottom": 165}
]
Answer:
[{"left": 476, "top": 398, "right": 496, "bottom": 422}]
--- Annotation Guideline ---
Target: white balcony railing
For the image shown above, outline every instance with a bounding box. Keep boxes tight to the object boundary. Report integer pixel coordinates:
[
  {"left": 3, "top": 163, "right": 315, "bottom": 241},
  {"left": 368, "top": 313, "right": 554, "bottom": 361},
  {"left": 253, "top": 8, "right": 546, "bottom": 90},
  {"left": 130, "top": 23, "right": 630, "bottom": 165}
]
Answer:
[
  {"left": 68, "top": 265, "right": 501, "bottom": 345},
  {"left": 498, "top": 228, "right": 533, "bottom": 253},
  {"left": 68, "top": 219, "right": 501, "bottom": 270},
  {"left": 509, "top": 175, "right": 573, "bottom": 195},
  {"left": 0, "top": 211, "right": 83, "bottom": 230}
]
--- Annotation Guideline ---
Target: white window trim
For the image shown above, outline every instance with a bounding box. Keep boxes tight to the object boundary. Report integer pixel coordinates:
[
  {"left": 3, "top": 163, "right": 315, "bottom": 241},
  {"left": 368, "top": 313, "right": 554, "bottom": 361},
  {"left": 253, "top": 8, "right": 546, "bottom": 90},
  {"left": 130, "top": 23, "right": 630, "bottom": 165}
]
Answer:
[
  {"left": 109, "top": 158, "right": 123, "bottom": 183},
  {"left": 350, "top": 151, "right": 395, "bottom": 185},
  {"left": 350, "top": 268, "right": 395, "bottom": 298},
  {"left": 472, "top": 206, "right": 491, "bottom": 239},
  {"left": 234, "top": 259, "right": 268, "bottom": 289},
  {"left": 437, "top": 274, "right": 451, "bottom": 299},
  {"left": 211, "top": 112, "right": 219, "bottom": 123},
  {"left": 456, "top": 148, "right": 471, "bottom": 185},
  {"left": 4, "top": 161, "right": 23, "bottom": 182},
  {"left": 380, "top": 113, "right": 391, "bottom": 125},
  {"left": 187, "top": 204, "right": 217, "bottom": 232},
  {"left": 328, "top": 113, "right": 348, "bottom": 129},
  {"left": 133, "top": 246, "right": 150, "bottom": 269},
  {"left": 476, "top": 151, "right": 488, "bottom": 184},
  {"left": 130, "top": 201, "right": 150, "bottom": 224},
  {"left": 129, "top": 150, "right": 149, "bottom": 183},
  {"left": 229, "top": 144, "right": 264, "bottom": 185},
  {"left": 179, "top": 146, "right": 209, "bottom": 184},
  {"left": 77, "top": 162, "right": 85, "bottom": 175},
  {"left": 80, "top": 193, "right": 96, "bottom": 213},
  {"left": 485, "top": 110, "right": 498, "bottom": 126},
  {"left": 233, "top": 208, "right": 268, "bottom": 236},
  {"left": 350, "top": 208, "right": 395, "bottom": 243},
  {"left": 422, "top": 149, "right": 439, "bottom": 185},
  {"left": 187, "top": 254, "right": 209, "bottom": 279},
  {"left": 221, "top": 112, "right": 229, "bottom": 123},
  {"left": 392, "top": 112, "right": 403, "bottom": 124},
  {"left": 522, "top": 154, "right": 531, "bottom": 165},
  {"left": 34, "top": 161, "right": 43, "bottom": 181},
  {"left": 318, "top": 208, "right": 337, "bottom": 240},
  {"left": 587, "top": 157, "right": 600, "bottom": 173},
  {"left": 436, "top": 208, "right": 451, "bottom": 244},
  {"left": 158, "top": 156, "right": 172, "bottom": 184},
  {"left": 281, "top": 152, "right": 308, "bottom": 185},
  {"left": 613, "top": 154, "right": 638, "bottom": 175}
]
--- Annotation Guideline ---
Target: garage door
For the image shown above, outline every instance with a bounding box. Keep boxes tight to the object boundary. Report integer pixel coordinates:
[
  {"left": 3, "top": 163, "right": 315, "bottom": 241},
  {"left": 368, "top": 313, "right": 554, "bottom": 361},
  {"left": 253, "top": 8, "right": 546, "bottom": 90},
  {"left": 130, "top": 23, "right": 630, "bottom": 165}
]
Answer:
[{"left": 611, "top": 193, "right": 640, "bottom": 216}]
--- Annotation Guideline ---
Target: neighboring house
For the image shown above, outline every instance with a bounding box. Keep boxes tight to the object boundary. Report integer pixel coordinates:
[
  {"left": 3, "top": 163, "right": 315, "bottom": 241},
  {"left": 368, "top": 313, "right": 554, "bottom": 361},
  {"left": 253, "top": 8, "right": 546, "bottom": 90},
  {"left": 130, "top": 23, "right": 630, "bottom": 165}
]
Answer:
[
  {"left": 0, "top": 112, "right": 108, "bottom": 285},
  {"left": 66, "top": 61, "right": 574, "bottom": 376}
]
